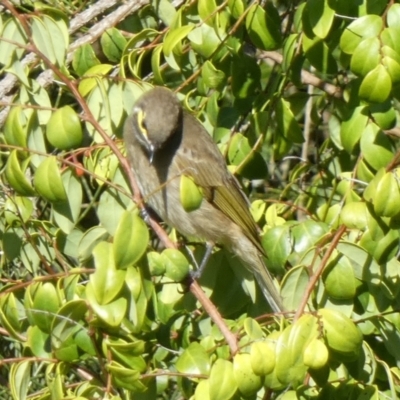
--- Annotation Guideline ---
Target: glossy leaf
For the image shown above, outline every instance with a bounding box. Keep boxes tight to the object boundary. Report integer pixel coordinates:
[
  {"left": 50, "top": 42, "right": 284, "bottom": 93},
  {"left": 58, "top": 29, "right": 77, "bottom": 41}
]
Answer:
[
  {"left": 307, "top": 0, "right": 335, "bottom": 39},
  {"left": 245, "top": 4, "right": 282, "bottom": 50},
  {"left": 180, "top": 174, "right": 204, "bottom": 212},
  {"left": 275, "top": 99, "right": 304, "bottom": 143},
  {"left": 46, "top": 106, "right": 83, "bottom": 150},
  {"left": 100, "top": 28, "right": 127, "bottom": 63},
  {"left": 318, "top": 308, "right": 362, "bottom": 357},
  {"left": 5, "top": 151, "right": 35, "bottom": 196},
  {"left": 340, "top": 15, "right": 382, "bottom": 54},
  {"left": 113, "top": 211, "right": 149, "bottom": 269},
  {"left": 176, "top": 342, "right": 210, "bottom": 375},
  {"left": 360, "top": 122, "right": 393, "bottom": 171},
  {"left": 162, "top": 248, "right": 190, "bottom": 282},
  {"left": 350, "top": 37, "right": 380, "bottom": 77},
  {"left": 275, "top": 314, "right": 319, "bottom": 386},
  {"left": 250, "top": 341, "right": 276, "bottom": 376},
  {"left": 233, "top": 353, "right": 263, "bottom": 397},
  {"left": 359, "top": 64, "right": 392, "bottom": 103},
  {"left": 90, "top": 241, "right": 126, "bottom": 304},
  {"left": 323, "top": 255, "right": 357, "bottom": 300},
  {"left": 4, "top": 106, "right": 28, "bottom": 148},
  {"left": 208, "top": 359, "right": 237, "bottom": 400},
  {"left": 10, "top": 361, "right": 31, "bottom": 400},
  {"left": 34, "top": 156, "right": 67, "bottom": 203},
  {"left": 0, "top": 18, "right": 28, "bottom": 67},
  {"left": 340, "top": 106, "right": 368, "bottom": 153}
]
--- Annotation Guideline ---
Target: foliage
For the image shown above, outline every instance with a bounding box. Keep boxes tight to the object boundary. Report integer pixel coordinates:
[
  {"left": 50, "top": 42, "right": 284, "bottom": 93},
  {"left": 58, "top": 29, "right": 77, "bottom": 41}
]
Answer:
[{"left": 0, "top": 0, "right": 400, "bottom": 399}]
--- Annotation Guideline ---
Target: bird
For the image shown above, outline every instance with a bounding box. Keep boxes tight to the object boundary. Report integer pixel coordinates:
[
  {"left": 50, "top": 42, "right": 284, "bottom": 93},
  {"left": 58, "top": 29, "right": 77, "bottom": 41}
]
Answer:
[{"left": 123, "top": 87, "right": 285, "bottom": 313}]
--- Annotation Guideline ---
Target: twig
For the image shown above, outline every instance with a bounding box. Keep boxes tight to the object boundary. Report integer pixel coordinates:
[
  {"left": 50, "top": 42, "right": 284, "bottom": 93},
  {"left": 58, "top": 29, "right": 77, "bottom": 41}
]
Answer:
[
  {"left": 259, "top": 51, "right": 343, "bottom": 98},
  {"left": 293, "top": 224, "right": 347, "bottom": 321}
]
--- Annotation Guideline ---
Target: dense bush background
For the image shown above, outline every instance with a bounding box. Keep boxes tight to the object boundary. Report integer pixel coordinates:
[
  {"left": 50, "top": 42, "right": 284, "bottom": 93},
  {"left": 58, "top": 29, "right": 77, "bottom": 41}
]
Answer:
[{"left": 1, "top": 0, "right": 400, "bottom": 398}]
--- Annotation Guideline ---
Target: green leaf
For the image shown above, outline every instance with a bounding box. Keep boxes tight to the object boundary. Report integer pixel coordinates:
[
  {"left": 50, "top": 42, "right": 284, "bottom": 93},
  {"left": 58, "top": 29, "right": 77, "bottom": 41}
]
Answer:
[
  {"left": 303, "top": 338, "right": 329, "bottom": 369},
  {"left": 163, "top": 25, "right": 193, "bottom": 56},
  {"left": 318, "top": 308, "right": 362, "bottom": 358},
  {"left": 340, "top": 106, "right": 368, "bottom": 154},
  {"left": 387, "top": 3, "right": 400, "bottom": 28},
  {"left": 228, "top": 0, "right": 244, "bottom": 19},
  {"left": 382, "top": 55, "right": 400, "bottom": 83},
  {"left": 245, "top": 4, "right": 282, "bottom": 51},
  {"left": 10, "top": 361, "right": 31, "bottom": 400},
  {"left": 302, "top": 36, "right": 338, "bottom": 75},
  {"left": 33, "top": 156, "right": 67, "bottom": 203},
  {"left": 4, "top": 106, "right": 28, "bottom": 148},
  {"left": 358, "top": 64, "right": 392, "bottom": 103},
  {"left": 46, "top": 106, "right": 83, "bottom": 150},
  {"left": 233, "top": 353, "right": 263, "bottom": 397},
  {"left": 32, "top": 282, "right": 60, "bottom": 333},
  {"left": 72, "top": 43, "right": 100, "bottom": 76},
  {"left": 360, "top": 122, "right": 393, "bottom": 171},
  {"left": 0, "top": 18, "right": 28, "bottom": 67},
  {"left": 78, "top": 226, "right": 110, "bottom": 262},
  {"left": 371, "top": 170, "right": 400, "bottom": 218},
  {"left": 113, "top": 211, "right": 149, "bottom": 269},
  {"left": 275, "top": 314, "right": 319, "bottom": 386},
  {"left": 250, "top": 341, "right": 275, "bottom": 376},
  {"left": 53, "top": 169, "right": 83, "bottom": 234},
  {"left": 162, "top": 248, "right": 190, "bottom": 282},
  {"left": 188, "top": 24, "right": 221, "bottom": 58},
  {"left": 180, "top": 174, "right": 204, "bottom": 212},
  {"left": 198, "top": 0, "right": 217, "bottom": 25},
  {"left": 90, "top": 241, "right": 126, "bottom": 304},
  {"left": 176, "top": 342, "right": 210, "bottom": 375},
  {"left": 291, "top": 220, "right": 328, "bottom": 255},
  {"left": 275, "top": 99, "right": 304, "bottom": 143},
  {"left": 208, "top": 359, "right": 237, "bottom": 400},
  {"left": 340, "top": 15, "right": 383, "bottom": 54},
  {"left": 5, "top": 151, "right": 35, "bottom": 196},
  {"left": 350, "top": 37, "right": 380, "bottom": 77},
  {"left": 340, "top": 202, "right": 369, "bottom": 230},
  {"left": 202, "top": 60, "right": 226, "bottom": 89},
  {"left": 231, "top": 54, "right": 261, "bottom": 99},
  {"left": 26, "top": 326, "right": 51, "bottom": 358},
  {"left": 369, "top": 100, "right": 397, "bottom": 130},
  {"left": 151, "top": 0, "right": 177, "bottom": 26},
  {"left": 262, "top": 225, "right": 292, "bottom": 272},
  {"left": 86, "top": 282, "right": 127, "bottom": 327},
  {"left": 100, "top": 28, "right": 127, "bottom": 63},
  {"left": 78, "top": 64, "right": 114, "bottom": 97},
  {"left": 307, "top": 0, "right": 335, "bottom": 39},
  {"left": 280, "top": 266, "right": 310, "bottom": 311},
  {"left": 323, "top": 255, "right": 357, "bottom": 300},
  {"left": 31, "top": 15, "right": 67, "bottom": 66}
]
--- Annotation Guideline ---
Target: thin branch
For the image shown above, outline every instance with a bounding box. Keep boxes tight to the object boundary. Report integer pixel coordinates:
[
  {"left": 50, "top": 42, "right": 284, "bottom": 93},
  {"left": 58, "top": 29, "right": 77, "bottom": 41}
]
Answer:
[
  {"left": 259, "top": 51, "right": 343, "bottom": 98},
  {"left": 294, "top": 224, "right": 347, "bottom": 321}
]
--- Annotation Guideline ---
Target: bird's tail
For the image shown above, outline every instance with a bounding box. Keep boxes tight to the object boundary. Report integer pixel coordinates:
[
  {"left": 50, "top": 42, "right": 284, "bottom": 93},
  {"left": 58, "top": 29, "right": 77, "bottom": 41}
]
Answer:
[{"left": 253, "top": 257, "right": 285, "bottom": 313}]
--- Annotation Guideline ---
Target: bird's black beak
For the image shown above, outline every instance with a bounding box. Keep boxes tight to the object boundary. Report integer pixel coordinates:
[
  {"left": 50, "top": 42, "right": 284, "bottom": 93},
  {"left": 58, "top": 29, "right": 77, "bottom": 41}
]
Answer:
[{"left": 149, "top": 143, "right": 155, "bottom": 164}]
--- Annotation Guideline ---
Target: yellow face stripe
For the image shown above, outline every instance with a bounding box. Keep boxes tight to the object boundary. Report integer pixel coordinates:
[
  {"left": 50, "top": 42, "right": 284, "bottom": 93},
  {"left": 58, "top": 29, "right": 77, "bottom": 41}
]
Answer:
[{"left": 136, "top": 109, "right": 148, "bottom": 139}]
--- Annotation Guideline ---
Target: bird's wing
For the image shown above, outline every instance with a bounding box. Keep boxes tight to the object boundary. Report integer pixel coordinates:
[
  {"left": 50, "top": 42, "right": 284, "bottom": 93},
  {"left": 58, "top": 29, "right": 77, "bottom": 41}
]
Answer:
[{"left": 175, "top": 114, "right": 265, "bottom": 254}]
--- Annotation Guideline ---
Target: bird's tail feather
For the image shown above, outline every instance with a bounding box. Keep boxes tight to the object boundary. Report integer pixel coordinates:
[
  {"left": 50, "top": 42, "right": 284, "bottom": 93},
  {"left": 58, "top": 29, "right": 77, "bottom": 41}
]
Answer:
[{"left": 253, "top": 259, "right": 285, "bottom": 313}]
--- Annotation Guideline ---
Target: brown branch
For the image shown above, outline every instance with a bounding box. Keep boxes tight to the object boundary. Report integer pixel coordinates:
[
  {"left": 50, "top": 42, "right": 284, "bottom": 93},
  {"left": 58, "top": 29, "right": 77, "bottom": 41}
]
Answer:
[
  {"left": 293, "top": 224, "right": 347, "bottom": 321},
  {"left": 259, "top": 51, "right": 343, "bottom": 98},
  {"left": 189, "top": 280, "right": 239, "bottom": 355}
]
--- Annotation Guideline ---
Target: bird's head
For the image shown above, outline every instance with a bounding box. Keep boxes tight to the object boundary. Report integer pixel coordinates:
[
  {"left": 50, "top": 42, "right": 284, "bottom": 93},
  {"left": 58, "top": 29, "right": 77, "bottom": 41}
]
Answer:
[{"left": 128, "top": 87, "right": 182, "bottom": 162}]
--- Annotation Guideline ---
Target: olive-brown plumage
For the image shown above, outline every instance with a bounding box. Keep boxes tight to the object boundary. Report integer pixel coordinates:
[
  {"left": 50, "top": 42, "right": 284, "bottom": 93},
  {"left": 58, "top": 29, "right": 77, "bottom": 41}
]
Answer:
[{"left": 123, "top": 87, "right": 285, "bottom": 312}]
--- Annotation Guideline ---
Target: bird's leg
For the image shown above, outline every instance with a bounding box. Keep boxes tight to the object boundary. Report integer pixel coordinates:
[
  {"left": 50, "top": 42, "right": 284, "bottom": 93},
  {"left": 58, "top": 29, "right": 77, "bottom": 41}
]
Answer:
[
  {"left": 139, "top": 206, "right": 151, "bottom": 223},
  {"left": 189, "top": 242, "right": 215, "bottom": 280}
]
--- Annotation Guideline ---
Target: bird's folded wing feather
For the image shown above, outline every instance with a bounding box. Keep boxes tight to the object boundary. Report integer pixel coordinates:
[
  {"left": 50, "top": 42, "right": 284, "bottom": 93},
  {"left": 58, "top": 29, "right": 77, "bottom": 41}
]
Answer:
[{"left": 175, "top": 120, "right": 265, "bottom": 254}]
